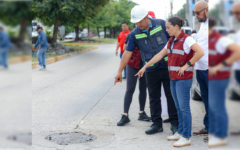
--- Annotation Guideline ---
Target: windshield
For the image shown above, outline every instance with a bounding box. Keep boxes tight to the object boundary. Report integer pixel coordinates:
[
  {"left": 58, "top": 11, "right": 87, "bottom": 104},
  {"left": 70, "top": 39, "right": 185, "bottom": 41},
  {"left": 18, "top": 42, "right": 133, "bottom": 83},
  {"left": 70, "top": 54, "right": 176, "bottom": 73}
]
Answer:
[
  {"left": 185, "top": 30, "right": 191, "bottom": 35},
  {"left": 218, "top": 30, "right": 227, "bottom": 35},
  {"left": 66, "top": 32, "right": 76, "bottom": 36}
]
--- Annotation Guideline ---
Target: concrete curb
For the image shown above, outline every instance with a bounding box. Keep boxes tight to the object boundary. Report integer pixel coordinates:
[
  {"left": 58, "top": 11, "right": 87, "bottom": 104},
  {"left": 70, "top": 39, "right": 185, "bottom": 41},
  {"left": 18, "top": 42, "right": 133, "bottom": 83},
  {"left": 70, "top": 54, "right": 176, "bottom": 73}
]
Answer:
[
  {"left": 9, "top": 56, "right": 31, "bottom": 65},
  {"left": 32, "top": 46, "right": 98, "bottom": 69},
  {"left": 62, "top": 42, "right": 116, "bottom": 46}
]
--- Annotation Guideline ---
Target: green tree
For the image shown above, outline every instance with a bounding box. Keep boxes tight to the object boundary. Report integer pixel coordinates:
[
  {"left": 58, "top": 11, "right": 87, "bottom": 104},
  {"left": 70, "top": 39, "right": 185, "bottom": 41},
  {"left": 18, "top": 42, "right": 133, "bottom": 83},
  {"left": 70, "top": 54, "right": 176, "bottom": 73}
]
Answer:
[
  {"left": 32, "top": 0, "right": 109, "bottom": 43},
  {"left": 173, "top": 4, "right": 186, "bottom": 19},
  {"left": 0, "top": 1, "right": 31, "bottom": 42}
]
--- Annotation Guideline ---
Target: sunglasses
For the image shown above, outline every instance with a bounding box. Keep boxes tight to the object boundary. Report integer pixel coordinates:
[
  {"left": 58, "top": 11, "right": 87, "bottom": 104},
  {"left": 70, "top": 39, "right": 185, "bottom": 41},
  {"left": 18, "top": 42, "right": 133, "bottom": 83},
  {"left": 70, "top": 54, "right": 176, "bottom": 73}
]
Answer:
[
  {"left": 232, "top": 11, "right": 240, "bottom": 15},
  {"left": 194, "top": 8, "right": 205, "bottom": 16}
]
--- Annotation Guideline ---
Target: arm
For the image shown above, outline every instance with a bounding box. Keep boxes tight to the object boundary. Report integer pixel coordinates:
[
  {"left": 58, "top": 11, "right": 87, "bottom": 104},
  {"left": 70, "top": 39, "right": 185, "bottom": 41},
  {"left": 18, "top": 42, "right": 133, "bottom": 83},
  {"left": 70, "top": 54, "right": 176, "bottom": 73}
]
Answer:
[
  {"left": 210, "top": 43, "right": 240, "bottom": 76},
  {"left": 115, "top": 42, "right": 120, "bottom": 56},
  {"left": 114, "top": 50, "right": 133, "bottom": 84},
  {"left": 177, "top": 43, "right": 204, "bottom": 76},
  {"left": 123, "top": 43, "right": 127, "bottom": 51},
  {"left": 135, "top": 48, "right": 168, "bottom": 78}
]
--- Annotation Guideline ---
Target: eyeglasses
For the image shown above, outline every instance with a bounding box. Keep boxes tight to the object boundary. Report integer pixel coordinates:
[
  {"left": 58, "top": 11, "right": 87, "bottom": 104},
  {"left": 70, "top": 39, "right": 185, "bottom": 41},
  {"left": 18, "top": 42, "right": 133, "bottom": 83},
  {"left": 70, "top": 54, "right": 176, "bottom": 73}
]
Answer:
[
  {"left": 194, "top": 8, "right": 206, "bottom": 16},
  {"left": 232, "top": 11, "right": 240, "bottom": 15}
]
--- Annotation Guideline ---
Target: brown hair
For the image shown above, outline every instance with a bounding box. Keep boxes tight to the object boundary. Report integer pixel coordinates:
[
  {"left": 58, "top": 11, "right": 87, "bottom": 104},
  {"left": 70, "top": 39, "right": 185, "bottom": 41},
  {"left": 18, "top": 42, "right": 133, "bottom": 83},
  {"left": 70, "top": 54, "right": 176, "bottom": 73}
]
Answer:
[
  {"left": 167, "top": 17, "right": 185, "bottom": 29},
  {"left": 209, "top": 17, "right": 217, "bottom": 28}
]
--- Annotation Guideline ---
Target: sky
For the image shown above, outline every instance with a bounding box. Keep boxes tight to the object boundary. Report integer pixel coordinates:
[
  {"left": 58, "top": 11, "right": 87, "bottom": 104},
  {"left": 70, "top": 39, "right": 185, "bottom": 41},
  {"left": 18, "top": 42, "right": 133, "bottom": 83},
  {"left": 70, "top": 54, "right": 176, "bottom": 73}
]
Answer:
[
  {"left": 130, "top": 0, "right": 187, "bottom": 20},
  {"left": 130, "top": 0, "right": 219, "bottom": 19}
]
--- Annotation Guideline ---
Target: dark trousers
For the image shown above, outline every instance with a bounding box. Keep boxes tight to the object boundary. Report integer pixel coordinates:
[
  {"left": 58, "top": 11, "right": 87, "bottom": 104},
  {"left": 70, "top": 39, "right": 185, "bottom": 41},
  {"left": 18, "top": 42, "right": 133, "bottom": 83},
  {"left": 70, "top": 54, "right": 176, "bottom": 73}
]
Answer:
[
  {"left": 124, "top": 65, "right": 147, "bottom": 114},
  {"left": 235, "top": 70, "right": 240, "bottom": 84},
  {"left": 196, "top": 70, "right": 209, "bottom": 131},
  {"left": 145, "top": 68, "right": 178, "bottom": 126}
]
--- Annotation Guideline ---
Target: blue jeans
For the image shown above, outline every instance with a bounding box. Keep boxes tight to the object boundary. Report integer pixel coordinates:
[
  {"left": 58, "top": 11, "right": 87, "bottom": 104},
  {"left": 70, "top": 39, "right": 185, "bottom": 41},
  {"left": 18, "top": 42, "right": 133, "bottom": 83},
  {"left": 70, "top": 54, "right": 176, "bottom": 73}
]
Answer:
[
  {"left": 209, "top": 79, "right": 229, "bottom": 138},
  {"left": 0, "top": 48, "right": 9, "bottom": 68},
  {"left": 170, "top": 79, "right": 193, "bottom": 138},
  {"left": 120, "top": 52, "right": 126, "bottom": 77},
  {"left": 235, "top": 70, "right": 240, "bottom": 84},
  {"left": 196, "top": 70, "right": 209, "bottom": 131},
  {"left": 37, "top": 47, "right": 47, "bottom": 68}
]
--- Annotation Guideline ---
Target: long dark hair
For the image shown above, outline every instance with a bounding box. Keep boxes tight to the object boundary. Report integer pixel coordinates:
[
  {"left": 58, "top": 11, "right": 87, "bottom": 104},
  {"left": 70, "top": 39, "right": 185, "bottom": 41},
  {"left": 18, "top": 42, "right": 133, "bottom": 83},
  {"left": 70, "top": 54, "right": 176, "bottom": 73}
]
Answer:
[{"left": 167, "top": 17, "right": 185, "bottom": 29}]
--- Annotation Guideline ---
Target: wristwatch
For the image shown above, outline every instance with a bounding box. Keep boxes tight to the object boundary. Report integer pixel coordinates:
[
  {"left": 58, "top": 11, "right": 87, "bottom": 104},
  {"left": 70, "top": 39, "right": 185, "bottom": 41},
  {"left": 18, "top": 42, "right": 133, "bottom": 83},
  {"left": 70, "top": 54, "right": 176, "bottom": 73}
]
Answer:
[
  {"left": 187, "top": 61, "right": 192, "bottom": 66},
  {"left": 221, "top": 61, "right": 228, "bottom": 66}
]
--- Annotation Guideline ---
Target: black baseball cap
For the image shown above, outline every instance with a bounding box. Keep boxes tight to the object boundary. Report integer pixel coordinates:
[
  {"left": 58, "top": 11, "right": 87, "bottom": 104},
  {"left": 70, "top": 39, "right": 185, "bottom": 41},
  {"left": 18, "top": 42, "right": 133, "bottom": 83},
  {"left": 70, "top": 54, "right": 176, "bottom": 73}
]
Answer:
[{"left": 37, "top": 26, "right": 42, "bottom": 30}]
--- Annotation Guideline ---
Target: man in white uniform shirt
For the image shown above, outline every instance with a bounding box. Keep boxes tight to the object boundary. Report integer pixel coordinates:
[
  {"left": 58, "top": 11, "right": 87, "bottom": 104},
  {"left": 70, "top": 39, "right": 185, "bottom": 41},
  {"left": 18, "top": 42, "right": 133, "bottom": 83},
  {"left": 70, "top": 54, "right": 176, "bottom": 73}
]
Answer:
[
  {"left": 230, "top": 1, "right": 240, "bottom": 136},
  {"left": 192, "top": 1, "right": 209, "bottom": 138}
]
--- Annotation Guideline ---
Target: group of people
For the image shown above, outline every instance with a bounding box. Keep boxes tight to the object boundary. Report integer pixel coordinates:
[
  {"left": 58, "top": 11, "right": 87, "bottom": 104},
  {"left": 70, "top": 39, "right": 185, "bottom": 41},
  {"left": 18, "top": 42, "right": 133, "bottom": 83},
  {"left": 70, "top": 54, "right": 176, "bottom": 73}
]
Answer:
[{"left": 114, "top": 0, "right": 240, "bottom": 148}]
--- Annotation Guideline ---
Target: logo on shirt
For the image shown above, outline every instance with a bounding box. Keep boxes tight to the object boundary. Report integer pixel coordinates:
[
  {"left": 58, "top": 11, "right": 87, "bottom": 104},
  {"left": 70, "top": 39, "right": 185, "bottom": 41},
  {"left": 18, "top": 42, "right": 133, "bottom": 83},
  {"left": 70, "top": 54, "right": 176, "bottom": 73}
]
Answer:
[{"left": 179, "top": 38, "right": 184, "bottom": 41}]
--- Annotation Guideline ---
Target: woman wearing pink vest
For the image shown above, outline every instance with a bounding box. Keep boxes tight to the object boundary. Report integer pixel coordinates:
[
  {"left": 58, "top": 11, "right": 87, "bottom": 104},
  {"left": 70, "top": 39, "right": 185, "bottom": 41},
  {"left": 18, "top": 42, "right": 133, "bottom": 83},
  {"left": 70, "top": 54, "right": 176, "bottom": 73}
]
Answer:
[
  {"left": 208, "top": 18, "right": 240, "bottom": 148},
  {"left": 136, "top": 17, "right": 204, "bottom": 147}
]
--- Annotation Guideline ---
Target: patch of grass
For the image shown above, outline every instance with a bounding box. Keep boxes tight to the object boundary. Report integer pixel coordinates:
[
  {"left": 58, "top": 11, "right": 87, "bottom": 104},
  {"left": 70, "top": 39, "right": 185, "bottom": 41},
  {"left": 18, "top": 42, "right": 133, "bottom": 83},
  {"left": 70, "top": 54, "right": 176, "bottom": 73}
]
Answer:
[
  {"left": 93, "top": 38, "right": 117, "bottom": 44},
  {"left": 66, "top": 45, "right": 94, "bottom": 51}
]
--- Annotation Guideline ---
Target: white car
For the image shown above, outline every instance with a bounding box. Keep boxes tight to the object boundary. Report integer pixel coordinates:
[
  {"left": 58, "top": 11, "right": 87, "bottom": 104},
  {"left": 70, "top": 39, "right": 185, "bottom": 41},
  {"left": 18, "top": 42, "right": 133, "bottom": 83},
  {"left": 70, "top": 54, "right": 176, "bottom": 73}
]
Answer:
[
  {"left": 65, "top": 32, "right": 76, "bottom": 40},
  {"left": 181, "top": 26, "right": 192, "bottom": 35}
]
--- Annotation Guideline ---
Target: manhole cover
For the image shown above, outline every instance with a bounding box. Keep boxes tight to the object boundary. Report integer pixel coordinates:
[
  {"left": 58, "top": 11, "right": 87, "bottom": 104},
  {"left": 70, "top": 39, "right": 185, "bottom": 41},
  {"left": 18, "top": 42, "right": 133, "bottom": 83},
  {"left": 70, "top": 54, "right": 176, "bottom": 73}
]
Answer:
[
  {"left": 45, "top": 132, "right": 97, "bottom": 145},
  {"left": 7, "top": 132, "right": 32, "bottom": 145}
]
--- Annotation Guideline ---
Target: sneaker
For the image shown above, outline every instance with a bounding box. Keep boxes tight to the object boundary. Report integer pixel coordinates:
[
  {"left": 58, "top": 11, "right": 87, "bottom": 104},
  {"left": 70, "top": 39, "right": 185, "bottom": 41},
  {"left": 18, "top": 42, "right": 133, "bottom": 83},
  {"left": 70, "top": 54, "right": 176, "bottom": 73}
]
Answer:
[
  {"left": 173, "top": 137, "right": 191, "bottom": 147},
  {"left": 145, "top": 123, "right": 163, "bottom": 134},
  {"left": 167, "top": 132, "right": 181, "bottom": 141},
  {"left": 122, "top": 76, "right": 126, "bottom": 79},
  {"left": 40, "top": 67, "right": 46, "bottom": 70},
  {"left": 208, "top": 136, "right": 227, "bottom": 148},
  {"left": 138, "top": 111, "right": 151, "bottom": 121},
  {"left": 117, "top": 115, "right": 130, "bottom": 126},
  {"left": 36, "top": 65, "right": 42, "bottom": 68}
]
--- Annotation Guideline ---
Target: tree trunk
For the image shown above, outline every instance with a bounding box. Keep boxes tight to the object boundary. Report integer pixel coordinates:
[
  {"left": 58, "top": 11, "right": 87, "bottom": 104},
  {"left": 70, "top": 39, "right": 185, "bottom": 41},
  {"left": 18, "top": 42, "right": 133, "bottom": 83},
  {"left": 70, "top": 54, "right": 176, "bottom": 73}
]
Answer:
[
  {"left": 52, "top": 19, "right": 59, "bottom": 44},
  {"left": 88, "top": 24, "right": 90, "bottom": 39},
  {"left": 74, "top": 26, "right": 79, "bottom": 41},
  {"left": 18, "top": 19, "right": 28, "bottom": 43},
  {"left": 97, "top": 27, "right": 100, "bottom": 38},
  {"left": 104, "top": 27, "right": 106, "bottom": 38}
]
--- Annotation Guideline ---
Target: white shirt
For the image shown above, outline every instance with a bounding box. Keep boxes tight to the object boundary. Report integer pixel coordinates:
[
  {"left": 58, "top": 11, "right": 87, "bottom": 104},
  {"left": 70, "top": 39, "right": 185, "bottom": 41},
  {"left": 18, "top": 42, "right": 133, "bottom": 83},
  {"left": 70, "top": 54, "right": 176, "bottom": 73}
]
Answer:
[
  {"left": 233, "top": 30, "right": 240, "bottom": 70},
  {"left": 164, "top": 36, "right": 196, "bottom": 54},
  {"left": 195, "top": 19, "right": 209, "bottom": 70},
  {"left": 215, "top": 36, "right": 234, "bottom": 54}
]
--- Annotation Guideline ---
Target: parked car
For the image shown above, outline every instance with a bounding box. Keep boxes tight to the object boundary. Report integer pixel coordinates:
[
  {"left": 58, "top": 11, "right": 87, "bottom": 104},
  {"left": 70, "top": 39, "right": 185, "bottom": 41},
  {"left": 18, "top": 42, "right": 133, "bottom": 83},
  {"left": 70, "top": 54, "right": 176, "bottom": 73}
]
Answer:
[
  {"left": 181, "top": 26, "right": 192, "bottom": 35},
  {"left": 32, "top": 26, "right": 38, "bottom": 37},
  {"left": 79, "top": 32, "right": 88, "bottom": 38},
  {"left": 65, "top": 32, "right": 76, "bottom": 40},
  {"left": 191, "top": 70, "right": 202, "bottom": 101}
]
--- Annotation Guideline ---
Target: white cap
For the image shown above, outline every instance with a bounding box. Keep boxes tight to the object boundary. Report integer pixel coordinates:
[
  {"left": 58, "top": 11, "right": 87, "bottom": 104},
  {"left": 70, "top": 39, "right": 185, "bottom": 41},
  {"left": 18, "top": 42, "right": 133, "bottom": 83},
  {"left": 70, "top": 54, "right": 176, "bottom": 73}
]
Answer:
[{"left": 130, "top": 5, "right": 148, "bottom": 23}]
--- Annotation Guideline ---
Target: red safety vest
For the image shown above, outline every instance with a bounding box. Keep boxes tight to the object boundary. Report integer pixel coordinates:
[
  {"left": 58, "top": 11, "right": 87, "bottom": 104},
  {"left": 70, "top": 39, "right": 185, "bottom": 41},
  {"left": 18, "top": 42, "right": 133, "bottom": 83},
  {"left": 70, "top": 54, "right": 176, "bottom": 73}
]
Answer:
[
  {"left": 209, "top": 30, "right": 231, "bottom": 80},
  {"left": 128, "top": 47, "right": 141, "bottom": 69},
  {"left": 167, "top": 31, "right": 194, "bottom": 80}
]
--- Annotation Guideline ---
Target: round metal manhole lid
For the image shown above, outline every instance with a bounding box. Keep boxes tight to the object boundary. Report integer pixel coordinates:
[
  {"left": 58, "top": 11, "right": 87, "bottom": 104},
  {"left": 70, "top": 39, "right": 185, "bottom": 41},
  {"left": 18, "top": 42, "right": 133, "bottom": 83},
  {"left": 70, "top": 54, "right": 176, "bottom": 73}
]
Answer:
[{"left": 45, "top": 132, "right": 97, "bottom": 145}]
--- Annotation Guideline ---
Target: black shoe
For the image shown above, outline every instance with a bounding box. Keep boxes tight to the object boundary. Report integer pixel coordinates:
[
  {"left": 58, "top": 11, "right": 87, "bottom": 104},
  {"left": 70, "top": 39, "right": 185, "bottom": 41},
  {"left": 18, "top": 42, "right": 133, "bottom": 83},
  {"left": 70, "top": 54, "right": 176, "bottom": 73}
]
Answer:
[
  {"left": 145, "top": 123, "right": 163, "bottom": 134},
  {"left": 122, "top": 76, "right": 126, "bottom": 79},
  {"left": 163, "top": 118, "right": 171, "bottom": 123},
  {"left": 170, "top": 125, "right": 178, "bottom": 135},
  {"left": 138, "top": 111, "right": 151, "bottom": 121},
  {"left": 117, "top": 115, "right": 130, "bottom": 126}
]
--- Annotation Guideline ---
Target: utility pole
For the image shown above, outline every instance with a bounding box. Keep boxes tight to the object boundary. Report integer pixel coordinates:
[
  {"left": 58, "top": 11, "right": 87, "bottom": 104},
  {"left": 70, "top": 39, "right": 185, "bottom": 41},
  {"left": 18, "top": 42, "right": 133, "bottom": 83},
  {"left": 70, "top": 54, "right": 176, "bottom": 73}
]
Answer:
[{"left": 170, "top": 0, "right": 173, "bottom": 17}]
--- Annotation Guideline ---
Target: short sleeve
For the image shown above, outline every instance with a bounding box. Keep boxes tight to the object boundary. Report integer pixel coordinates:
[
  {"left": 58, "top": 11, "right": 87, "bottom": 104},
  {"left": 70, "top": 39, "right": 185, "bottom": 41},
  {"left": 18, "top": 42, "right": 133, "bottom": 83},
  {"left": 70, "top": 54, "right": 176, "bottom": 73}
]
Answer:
[
  {"left": 126, "top": 32, "right": 138, "bottom": 52},
  {"left": 183, "top": 36, "right": 196, "bottom": 54},
  {"left": 125, "top": 34, "right": 130, "bottom": 44},
  {"left": 118, "top": 33, "right": 120, "bottom": 42},
  {"left": 164, "top": 42, "right": 168, "bottom": 49},
  {"left": 215, "top": 36, "right": 234, "bottom": 54}
]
